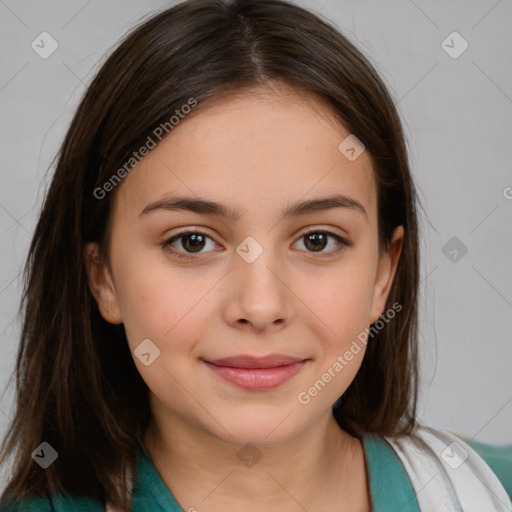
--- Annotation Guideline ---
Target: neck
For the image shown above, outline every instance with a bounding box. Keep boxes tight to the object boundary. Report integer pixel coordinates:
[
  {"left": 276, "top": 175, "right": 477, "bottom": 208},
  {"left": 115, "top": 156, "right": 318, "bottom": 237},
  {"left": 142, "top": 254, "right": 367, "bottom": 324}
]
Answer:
[{"left": 143, "top": 406, "right": 370, "bottom": 511}]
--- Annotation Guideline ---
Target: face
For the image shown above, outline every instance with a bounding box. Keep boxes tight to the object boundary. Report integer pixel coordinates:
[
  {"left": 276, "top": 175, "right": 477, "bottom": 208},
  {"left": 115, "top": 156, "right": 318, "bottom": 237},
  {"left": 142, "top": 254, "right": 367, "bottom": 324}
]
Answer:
[{"left": 85, "top": 84, "right": 403, "bottom": 447}]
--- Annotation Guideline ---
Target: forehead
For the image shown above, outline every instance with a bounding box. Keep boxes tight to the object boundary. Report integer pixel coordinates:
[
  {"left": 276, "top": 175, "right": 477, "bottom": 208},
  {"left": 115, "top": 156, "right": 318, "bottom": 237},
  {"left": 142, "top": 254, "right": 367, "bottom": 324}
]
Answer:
[{"left": 113, "top": 84, "right": 377, "bottom": 225}]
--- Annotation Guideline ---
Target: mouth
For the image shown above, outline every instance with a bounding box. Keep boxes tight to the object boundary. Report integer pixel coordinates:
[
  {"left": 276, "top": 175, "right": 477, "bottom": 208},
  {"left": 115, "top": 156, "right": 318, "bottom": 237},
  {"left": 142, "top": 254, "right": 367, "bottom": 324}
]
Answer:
[{"left": 202, "top": 354, "right": 309, "bottom": 390}]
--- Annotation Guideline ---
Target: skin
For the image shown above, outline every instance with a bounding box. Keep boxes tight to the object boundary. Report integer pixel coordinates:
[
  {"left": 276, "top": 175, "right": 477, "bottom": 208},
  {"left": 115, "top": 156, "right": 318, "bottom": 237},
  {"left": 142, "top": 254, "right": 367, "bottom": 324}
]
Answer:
[{"left": 85, "top": 82, "right": 403, "bottom": 511}]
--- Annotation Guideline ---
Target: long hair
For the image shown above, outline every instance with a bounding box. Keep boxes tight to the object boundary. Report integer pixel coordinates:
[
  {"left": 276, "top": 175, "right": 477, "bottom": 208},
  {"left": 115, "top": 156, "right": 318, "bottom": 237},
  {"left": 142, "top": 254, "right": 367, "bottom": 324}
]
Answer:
[{"left": 0, "top": 0, "right": 420, "bottom": 509}]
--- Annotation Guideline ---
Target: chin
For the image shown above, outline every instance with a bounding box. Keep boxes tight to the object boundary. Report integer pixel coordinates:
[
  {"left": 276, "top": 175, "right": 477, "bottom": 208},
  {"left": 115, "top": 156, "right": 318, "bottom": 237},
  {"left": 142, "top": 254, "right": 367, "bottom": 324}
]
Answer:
[{"left": 205, "top": 405, "right": 306, "bottom": 448}]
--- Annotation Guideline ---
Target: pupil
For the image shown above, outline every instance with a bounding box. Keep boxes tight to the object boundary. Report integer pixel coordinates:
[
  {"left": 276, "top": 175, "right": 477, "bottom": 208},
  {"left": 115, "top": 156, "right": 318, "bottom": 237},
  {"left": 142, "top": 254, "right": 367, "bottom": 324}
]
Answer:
[
  {"left": 306, "top": 233, "right": 326, "bottom": 251},
  {"left": 184, "top": 234, "right": 205, "bottom": 252}
]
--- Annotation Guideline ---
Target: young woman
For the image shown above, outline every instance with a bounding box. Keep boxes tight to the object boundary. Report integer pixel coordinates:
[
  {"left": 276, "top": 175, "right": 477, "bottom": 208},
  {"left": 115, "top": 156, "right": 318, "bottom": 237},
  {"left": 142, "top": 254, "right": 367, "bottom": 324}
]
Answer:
[{"left": 0, "top": 0, "right": 510, "bottom": 511}]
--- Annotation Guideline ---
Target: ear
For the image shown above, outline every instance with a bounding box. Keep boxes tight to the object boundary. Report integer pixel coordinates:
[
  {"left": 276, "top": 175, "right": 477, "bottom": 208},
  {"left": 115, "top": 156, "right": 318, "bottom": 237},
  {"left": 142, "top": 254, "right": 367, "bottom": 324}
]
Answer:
[
  {"left": 84, "top": 242, "right": 123, "bottom": 324},
  {"left": 369, "top": 225, "right": 404, "bottom": 324}
]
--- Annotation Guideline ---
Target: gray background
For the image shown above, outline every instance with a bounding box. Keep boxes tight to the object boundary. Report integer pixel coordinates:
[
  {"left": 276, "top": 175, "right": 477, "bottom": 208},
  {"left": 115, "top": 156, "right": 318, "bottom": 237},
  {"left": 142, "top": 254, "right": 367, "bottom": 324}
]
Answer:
[{"left": 1, "top": 0, "right": 511, "bottom": 487}]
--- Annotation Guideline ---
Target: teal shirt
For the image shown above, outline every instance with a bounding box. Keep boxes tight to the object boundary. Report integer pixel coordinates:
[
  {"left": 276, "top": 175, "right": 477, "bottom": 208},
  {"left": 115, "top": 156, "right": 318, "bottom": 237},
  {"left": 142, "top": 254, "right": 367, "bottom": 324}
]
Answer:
[{"left": 2, "top": 436, "right": 511, "bottom": 511}]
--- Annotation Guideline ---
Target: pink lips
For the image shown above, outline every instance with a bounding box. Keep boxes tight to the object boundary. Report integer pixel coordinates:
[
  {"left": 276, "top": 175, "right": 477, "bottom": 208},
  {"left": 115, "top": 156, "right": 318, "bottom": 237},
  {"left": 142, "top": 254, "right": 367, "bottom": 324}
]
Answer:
[{"left": 203, "top": 354, "right": 307, "bottom": 390}]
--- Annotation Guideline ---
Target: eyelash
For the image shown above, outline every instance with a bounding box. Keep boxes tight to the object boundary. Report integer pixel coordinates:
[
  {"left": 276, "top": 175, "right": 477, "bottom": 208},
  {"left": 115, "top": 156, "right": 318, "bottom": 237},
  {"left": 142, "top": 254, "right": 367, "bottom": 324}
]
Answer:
[{"left": 161, "top": 228, "right": 354, "bottom": 260}]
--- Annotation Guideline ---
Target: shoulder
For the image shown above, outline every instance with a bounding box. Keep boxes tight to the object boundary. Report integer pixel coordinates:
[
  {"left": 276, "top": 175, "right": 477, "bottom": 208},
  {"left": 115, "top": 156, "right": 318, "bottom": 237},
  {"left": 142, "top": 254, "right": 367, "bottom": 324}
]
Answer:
[
  {"left": 0, "top": 494, "right": 104, "bottom": 512},
  {"left": 459, "top": 435, "right": 512, "bottom": 501},
  {"left": 384, "top": 425, "right": 512, "bottom": 510}
]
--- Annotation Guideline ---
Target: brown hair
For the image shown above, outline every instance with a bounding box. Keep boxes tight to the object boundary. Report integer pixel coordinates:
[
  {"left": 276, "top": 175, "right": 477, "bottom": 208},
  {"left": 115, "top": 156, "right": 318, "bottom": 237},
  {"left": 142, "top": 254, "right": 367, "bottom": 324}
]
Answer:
[{"left": 0, "top": 0, "right": 420, "bottom": 509}]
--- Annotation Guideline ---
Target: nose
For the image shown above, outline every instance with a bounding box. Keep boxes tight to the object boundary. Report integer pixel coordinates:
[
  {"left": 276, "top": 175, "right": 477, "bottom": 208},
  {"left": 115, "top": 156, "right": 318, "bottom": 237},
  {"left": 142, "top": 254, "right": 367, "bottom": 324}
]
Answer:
[{"left": 222, "top": 243, "right": 294, "bottom": 333}]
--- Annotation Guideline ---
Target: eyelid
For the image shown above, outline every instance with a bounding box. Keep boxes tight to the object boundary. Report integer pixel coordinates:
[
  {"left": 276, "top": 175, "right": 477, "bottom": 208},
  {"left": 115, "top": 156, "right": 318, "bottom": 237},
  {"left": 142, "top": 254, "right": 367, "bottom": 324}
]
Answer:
[
  {"left": 299, "top": 225, "right": 351, "bottom": 240},
  {"left": 294, "top": 226, "right": 354, "bottom": 255}
]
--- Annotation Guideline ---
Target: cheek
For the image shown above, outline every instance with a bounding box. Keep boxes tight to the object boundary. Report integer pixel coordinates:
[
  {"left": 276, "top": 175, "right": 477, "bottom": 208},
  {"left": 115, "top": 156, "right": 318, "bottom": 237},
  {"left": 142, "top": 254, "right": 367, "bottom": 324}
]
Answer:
[
  {"left": 114, "top": 255, "right": 216, "bottom": 352},
  {"left": 296, "top": 274, "right": 372, "bottom": 409},
  {"left": 309, "top": 286, "right": 371, "bottom": 389},
  {"left": 301, "top": 257, "right": 376, "bottom": 339},
  {"left": 115, "top": 261, "right": 214, "bottom": 398}
]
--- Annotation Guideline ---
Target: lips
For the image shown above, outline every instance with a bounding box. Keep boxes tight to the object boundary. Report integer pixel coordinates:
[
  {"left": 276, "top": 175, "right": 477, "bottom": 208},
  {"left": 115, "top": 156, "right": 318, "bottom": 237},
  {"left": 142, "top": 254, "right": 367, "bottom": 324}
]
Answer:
[
  {"left": 203, "top": 354, "right": 308, "bottom": 390},
  {"left": 206, "top": 354, "right": 306, "bottom": 369}
]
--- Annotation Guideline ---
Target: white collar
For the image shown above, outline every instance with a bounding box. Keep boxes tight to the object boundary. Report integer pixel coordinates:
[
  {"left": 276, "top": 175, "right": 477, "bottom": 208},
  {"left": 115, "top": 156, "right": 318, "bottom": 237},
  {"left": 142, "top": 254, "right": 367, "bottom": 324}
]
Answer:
[{"left": 385, "top": 425, "right": 512, "bottom": 511}]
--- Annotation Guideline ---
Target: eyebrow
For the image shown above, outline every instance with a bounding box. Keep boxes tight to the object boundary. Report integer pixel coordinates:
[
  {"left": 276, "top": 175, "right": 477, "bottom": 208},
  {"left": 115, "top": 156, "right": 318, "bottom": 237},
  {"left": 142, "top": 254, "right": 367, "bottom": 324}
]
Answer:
[{"left": 139, "top": 194, "right": 368, "bottom": 220}]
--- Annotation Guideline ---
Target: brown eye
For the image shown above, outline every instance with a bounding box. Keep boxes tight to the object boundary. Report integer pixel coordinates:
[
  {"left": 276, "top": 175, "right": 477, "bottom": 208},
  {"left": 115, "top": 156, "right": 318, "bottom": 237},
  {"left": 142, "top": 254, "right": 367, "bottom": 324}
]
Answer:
[
  {"left": 162, "top": 230, "right": 218, "bottom": 259},
  {"left": 180, "top": 233, "right": 206, "bottom": 252},
  {"left": 294, "top": 230, "right": 353, "bottom": 255},
  {"left": 303, "top": 232, "right": 328, "bottom": 252}
]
